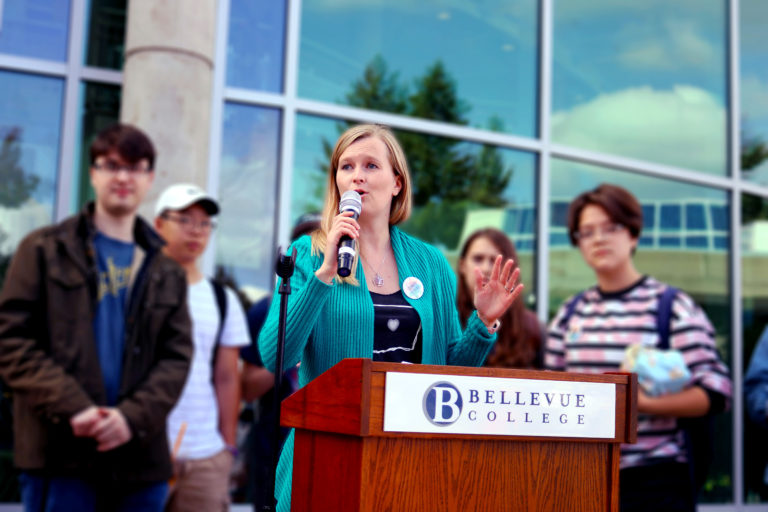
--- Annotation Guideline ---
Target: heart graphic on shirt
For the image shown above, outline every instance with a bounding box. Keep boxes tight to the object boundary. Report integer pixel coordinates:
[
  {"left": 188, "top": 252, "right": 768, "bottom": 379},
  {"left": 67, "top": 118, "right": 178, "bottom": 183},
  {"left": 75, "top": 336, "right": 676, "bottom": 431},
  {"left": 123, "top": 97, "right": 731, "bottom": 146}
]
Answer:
[{"left": 387, "top": 318, "right": 399, "bottom": 332}]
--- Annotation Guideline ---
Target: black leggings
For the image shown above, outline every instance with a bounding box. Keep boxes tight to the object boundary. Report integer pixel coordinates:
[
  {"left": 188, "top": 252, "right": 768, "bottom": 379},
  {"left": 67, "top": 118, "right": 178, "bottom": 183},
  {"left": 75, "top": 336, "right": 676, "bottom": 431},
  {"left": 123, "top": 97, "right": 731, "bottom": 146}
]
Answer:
[{"left": 620, "top": 462, "right": 695, "bottom": 512}]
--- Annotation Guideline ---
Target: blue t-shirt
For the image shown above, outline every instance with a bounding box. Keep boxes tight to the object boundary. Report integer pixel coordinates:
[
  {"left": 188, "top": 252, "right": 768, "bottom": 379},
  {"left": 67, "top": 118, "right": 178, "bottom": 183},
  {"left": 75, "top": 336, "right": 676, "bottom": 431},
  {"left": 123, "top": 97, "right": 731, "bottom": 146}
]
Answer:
[{"left": 92, "top": 232, "right": 134, "bottom": 405}]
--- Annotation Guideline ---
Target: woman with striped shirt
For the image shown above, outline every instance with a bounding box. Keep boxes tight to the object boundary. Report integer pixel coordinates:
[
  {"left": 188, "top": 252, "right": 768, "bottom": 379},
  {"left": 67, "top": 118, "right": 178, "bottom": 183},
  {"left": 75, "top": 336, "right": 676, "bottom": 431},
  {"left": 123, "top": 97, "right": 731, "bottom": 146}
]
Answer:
[{"left": 545, "top": 183, "right": 731, "bottom": 512}]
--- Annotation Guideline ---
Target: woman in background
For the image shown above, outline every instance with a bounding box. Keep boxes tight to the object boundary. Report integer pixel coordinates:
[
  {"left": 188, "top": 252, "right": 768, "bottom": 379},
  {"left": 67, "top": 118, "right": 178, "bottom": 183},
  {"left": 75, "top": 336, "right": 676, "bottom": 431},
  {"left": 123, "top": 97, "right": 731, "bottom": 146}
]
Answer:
[{"left": 457, "top": 228, "right": 542, "bottom": 369}]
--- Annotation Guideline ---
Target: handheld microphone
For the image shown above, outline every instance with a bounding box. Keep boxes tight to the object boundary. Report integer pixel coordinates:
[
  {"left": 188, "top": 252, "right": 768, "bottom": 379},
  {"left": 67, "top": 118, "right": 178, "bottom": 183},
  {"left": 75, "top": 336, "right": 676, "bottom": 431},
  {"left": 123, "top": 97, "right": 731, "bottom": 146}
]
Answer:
[{"left": 337, "top": 190, "right": 362, "bottom": 277}]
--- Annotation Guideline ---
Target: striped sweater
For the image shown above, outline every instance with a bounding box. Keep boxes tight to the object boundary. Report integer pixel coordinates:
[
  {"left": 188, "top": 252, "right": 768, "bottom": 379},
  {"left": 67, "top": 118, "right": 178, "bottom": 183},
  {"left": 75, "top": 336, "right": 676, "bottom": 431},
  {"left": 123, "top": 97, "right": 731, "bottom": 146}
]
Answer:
[
  {"left": 545, "top": 276, "right": 732, "bottom": 469},
  {"left": 258, "top": 226, "right": 496, "bottom": 511}
]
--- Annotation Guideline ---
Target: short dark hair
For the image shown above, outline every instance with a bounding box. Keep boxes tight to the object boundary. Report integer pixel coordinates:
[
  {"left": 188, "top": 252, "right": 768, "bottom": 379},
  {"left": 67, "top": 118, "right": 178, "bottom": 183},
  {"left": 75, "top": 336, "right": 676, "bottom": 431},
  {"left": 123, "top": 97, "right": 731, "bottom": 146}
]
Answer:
[
  {"left": 567, "top": 183, "right": 643, "bottom": 246},
  {"left": 90, "top": 123, "right": 156, "bottom": 170}
]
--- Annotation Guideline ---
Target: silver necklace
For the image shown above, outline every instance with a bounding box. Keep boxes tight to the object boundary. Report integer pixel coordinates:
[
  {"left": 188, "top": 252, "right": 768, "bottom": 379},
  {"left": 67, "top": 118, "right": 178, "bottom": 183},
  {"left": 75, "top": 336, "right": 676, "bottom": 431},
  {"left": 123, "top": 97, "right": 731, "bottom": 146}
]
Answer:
[{"left": 363, "top": 252, "right": 387, "bottom": 287}]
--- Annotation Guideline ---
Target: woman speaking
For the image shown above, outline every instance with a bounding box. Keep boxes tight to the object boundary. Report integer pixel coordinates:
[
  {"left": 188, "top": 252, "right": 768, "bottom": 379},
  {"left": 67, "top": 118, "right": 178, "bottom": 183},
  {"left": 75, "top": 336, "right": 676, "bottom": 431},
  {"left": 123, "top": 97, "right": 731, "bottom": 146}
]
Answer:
[{"left": 258, "top": 123, "right": 524, "bottom": 511}]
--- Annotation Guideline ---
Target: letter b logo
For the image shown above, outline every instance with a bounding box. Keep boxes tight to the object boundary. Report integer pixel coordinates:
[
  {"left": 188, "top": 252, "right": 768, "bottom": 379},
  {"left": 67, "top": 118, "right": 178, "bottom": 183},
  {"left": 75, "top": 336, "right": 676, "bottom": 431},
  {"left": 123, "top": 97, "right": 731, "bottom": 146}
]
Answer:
[{"left": 423, "top": 382, "right": 463, "bottom": 426}]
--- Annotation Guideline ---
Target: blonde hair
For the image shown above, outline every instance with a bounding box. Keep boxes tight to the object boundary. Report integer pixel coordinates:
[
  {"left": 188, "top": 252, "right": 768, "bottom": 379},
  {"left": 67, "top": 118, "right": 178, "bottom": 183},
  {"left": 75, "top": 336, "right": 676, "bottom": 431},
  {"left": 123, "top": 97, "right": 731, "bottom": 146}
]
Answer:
[{"left": 311, "top": 124, "right": 413, "bottom": 284}]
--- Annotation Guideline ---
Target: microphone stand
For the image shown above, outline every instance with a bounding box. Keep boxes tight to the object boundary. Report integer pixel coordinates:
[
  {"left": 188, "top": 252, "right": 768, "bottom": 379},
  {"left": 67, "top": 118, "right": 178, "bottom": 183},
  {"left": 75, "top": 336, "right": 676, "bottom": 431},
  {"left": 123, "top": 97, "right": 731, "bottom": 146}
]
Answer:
[{"left": 263, "top": 246, "right": 296, "bottom": 512}]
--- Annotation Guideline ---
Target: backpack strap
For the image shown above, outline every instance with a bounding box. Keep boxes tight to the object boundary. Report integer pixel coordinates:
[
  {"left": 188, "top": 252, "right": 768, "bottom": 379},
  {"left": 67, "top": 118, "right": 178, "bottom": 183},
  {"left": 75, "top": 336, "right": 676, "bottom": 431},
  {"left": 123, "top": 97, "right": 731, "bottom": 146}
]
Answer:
[
  {"left": 656, "top": 286, "right": 678, "bottom": 350},
  {"left": 558, "top": 291, "right": 586, "bottom": 331},
  {"left": 210, "top": 279, "right": 228, "bottom": 376}
]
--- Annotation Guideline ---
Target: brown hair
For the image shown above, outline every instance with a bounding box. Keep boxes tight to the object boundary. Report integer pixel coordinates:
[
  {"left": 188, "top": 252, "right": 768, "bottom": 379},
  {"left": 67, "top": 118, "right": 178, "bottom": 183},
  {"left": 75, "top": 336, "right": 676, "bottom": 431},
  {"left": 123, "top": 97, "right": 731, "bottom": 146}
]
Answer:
[
  {"left": 311, "top": 124, "right": 413, "bottom": 283},
  {"left": 90, "top": 123, "right": 156, "bottom": 170},
  {"left": 567, "top": 183, "right": 643, "bottom": 246},
  {"left": 457, "top": 228, "right": 542, "bottom": 369}
]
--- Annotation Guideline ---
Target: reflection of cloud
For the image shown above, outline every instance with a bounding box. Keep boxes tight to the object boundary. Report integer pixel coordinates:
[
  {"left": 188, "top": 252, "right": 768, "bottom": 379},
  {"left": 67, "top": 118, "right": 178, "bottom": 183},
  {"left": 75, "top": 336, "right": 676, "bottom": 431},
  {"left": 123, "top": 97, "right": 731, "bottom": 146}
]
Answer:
[
  {"left": 308, "top": 0, "right": 535, "bottom": 44},
  {"left": 618, "top": 20, "right": 718, "bottom": 70},
  {"left": 552, "top": 85, "right": 726, "bottom": 174},
  {"left": 215, "top": 155, "right": 277, "bottom": 282},
  {"left": 555, "top": 0, "right": 712, "bottom": 21},
  {"left": 742, "top": 75, "right": 768, "bottom": 121}
]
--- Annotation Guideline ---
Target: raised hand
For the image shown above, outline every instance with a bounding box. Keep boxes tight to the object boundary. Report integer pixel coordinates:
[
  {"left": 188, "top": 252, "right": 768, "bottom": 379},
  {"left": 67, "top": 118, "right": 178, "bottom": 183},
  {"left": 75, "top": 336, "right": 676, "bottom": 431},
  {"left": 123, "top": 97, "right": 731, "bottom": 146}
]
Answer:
[{"left": 473, "top": 255, "right": 524, "bottom": 327}]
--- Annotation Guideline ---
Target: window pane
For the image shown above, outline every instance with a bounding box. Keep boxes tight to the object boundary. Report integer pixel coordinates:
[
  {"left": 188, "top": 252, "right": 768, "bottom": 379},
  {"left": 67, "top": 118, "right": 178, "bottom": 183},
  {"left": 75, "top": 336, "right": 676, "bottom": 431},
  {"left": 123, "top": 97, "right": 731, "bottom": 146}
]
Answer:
[
  {"left": 740, "top": 1, "right": 768, "bottom": 184},
  {"left": 0, "top": 0, "right": 70, "bottom": 61},
  {"left": 685, "top": 235, "right": 708, "bottom": 249},
  {"left": 226, "top": 0, "right": 286, "bottom": 92},
  {"left": 551, "top": 201, "right": 569, "bottom": 227},
  {"left": 686, "top": 203, "right": 706, "bottom": 230},
  {"left": 660, "top": 204, "right": 681, "bottom": 230},
  {"left": 299, "top": 2, "right": 538, "bottom": 136},
  {"left": 216, "top": 103, "right": 281, "bottom": 292},
  {"left": 711, "top": 204, "right": 728, "bottom": 231},
  {"left": 293, "top": 115, "right": 538, "bottom": 307},
  {"left": 642, "top": 204, "right": 655, "bottom": 229},
  {"left": 553, "top": 1, "right": 727, "bottom": 175},
  {"left": 84, "top": 0, "right": 127, "bottom": 69},
  {"left": 0, "top": 71, "right": 63, "bottom": 270},
  {"left": 742, "top": 193, "right": 768, "bottom": 503},
  {"left": 550, "top": 158, "right": 731, "bottom": 503},
  {"left": 76, "top": 82, "right": 121, "bottom": 210}
]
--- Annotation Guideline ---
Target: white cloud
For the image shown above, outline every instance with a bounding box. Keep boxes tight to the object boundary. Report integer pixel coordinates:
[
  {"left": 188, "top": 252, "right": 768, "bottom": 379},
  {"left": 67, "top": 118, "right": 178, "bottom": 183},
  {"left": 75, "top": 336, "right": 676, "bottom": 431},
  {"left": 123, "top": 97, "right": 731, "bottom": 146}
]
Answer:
[
  {"left": 618, "top": 20, "right": 719, "bottom": 71},
  {"left": 742, "top": 75, "right": 768, "bottom": 121},
  {"left": 552, "top": 85, "right": 726, "bottom": 174}
]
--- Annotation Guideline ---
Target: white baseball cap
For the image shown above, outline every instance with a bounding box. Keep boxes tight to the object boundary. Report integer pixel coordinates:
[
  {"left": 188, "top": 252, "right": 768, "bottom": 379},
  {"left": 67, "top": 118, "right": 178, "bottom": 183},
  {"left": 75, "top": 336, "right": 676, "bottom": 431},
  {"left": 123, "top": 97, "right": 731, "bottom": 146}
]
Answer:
[{"left": 154, "top": 183, "right": 220, "bottom": 217}]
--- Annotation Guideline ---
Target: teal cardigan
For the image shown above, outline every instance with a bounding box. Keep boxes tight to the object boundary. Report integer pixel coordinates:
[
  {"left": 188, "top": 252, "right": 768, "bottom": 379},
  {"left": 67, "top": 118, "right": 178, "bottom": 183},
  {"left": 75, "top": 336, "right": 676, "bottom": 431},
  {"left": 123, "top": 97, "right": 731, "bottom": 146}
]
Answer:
[{"left": 258, "top": 226, "right": 496, "bottom": 511}]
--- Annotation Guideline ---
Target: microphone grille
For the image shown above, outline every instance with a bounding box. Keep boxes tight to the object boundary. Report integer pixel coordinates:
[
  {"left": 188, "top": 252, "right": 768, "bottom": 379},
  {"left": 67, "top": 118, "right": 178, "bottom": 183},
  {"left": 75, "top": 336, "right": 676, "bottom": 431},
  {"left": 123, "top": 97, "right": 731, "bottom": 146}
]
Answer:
[{"left": 339, "top": 190, "right": 362, "bottom": 215}]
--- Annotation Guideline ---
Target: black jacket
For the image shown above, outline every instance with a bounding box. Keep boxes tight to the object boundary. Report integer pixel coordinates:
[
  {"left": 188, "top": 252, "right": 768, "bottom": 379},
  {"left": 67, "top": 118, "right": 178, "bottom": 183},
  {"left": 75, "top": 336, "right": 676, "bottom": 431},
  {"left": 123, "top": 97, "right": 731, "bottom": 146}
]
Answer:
[{"left": 0, "top": 203, "right": 192, "bottom": 481}]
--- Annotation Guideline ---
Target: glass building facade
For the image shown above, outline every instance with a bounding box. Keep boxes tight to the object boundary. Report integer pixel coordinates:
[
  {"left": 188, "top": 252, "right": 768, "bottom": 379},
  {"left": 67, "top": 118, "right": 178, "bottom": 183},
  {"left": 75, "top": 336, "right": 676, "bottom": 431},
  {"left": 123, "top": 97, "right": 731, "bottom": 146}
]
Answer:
[{"left": 1, "top": 0, "right": 768, "bottom": 509}]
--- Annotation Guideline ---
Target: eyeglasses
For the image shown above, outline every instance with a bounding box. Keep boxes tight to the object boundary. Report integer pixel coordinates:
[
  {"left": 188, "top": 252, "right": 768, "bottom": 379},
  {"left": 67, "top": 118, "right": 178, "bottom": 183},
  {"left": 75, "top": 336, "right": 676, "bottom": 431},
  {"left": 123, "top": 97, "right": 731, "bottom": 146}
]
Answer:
[
  {"left": 162, "top": 213, "right": 217, "bottom": 232},
  {"left": 93, "top": 160, "right": 152, "bottom": 174},
  {"left": 573, "top": 223, "right": 625, "bottom": 242}
]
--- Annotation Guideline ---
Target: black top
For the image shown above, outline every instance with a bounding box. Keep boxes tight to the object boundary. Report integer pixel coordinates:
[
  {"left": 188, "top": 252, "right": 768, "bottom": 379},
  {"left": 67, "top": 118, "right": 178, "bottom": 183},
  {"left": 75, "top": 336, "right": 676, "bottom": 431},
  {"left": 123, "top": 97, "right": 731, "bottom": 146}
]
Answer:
[{"left": 371, "top": 290, "right": 422, "bottom": 364}]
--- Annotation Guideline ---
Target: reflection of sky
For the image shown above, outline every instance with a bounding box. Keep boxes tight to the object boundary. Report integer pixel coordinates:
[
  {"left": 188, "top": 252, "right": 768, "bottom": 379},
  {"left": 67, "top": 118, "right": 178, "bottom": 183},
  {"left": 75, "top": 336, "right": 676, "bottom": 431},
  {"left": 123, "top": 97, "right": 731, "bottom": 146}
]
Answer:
[
  {"left": 554, "top": 0, "right": 725, "bottom": 110},
  {"left": 0, "top": 70, "right": 63, "bottom": 210},
  {"left": 299, "top": 0, "right": 537, "bottom": 136},
  {"left": 552, "top": 0, "right": 727, "bottom": 175},
  {"left": 740, "top": 0, "right": 768, "bottom": 183},
  {"left": 293, "top": 115, "right": 336, "bottom": 224},
  {"left": 215, "top": 103, "right": 281, "bottom": 290},
  {"left": 227, "top": 0, "right": 286, "bottom": 92},
  {"left": 550, "top": 158, "right": 726, "bottom": 204},
  {"left": 0, "top": 1, "right": 70, "bottom": 61}
]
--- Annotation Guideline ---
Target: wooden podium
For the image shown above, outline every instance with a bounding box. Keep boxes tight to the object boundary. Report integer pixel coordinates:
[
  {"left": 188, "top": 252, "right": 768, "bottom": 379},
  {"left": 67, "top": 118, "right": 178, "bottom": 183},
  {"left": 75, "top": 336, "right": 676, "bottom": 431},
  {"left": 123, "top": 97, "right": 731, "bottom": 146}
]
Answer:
[{"left": 282, "top": 358, "right": 637, "bottom": 511}]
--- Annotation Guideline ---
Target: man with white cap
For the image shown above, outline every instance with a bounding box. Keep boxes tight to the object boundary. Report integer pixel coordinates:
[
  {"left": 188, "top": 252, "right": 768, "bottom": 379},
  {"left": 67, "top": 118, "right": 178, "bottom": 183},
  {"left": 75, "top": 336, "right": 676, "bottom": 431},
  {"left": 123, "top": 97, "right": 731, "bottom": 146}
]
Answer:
[{"left": 154, "top": 183, "right": 249, "bottom": 511}]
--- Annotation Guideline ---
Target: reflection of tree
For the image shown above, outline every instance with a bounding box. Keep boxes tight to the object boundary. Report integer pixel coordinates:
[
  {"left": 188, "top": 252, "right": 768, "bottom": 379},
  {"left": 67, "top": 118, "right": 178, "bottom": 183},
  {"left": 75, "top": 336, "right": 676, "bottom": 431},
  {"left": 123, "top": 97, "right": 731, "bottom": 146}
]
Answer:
[
  {"left": 0, "top": 128, "right": 38, "bottom": 290},
  {"left": 741, "top": 133, "right": 768, "bottom": 224},
  {"left": 321, "top": 56, "right": 513, "bottom": 248},
  {"left": 0, "top": 128, "right": 38, "bottom": 207}
]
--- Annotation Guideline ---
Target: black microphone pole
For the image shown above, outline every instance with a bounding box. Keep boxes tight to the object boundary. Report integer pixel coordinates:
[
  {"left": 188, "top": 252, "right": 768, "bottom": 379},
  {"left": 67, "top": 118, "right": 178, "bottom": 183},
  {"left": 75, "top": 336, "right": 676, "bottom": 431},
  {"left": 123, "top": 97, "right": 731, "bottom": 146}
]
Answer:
[{"left": 263, "top": 246, "right": 296, "bottom": 512}]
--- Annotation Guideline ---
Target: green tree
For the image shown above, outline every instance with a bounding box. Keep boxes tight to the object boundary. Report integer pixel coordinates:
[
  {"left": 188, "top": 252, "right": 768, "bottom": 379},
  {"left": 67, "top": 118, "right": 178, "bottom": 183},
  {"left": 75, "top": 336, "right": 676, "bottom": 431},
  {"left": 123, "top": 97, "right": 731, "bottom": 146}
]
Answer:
[
  {"left": 345, "top": 54, "right": 408, "bottom": 114},
  {"left": 320, "top": 56, "right": 515, "bottom": 248},
  {"left": 0, "top": 128, "right": 39, "bottom": 290},
  {"left": 741, "top": 134, "right": 768, "bottom": 224}
]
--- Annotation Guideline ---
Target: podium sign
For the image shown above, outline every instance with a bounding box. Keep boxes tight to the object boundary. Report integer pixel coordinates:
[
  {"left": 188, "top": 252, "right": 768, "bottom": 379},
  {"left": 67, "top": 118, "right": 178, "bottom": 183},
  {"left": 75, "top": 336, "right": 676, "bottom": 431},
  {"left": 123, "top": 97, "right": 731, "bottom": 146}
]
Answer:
[
  {"left": 384, "top": 372, "right": 616, "bottom": 438},
  {"left": 282, "top": 359, "right": 637, "bottom": 512}
]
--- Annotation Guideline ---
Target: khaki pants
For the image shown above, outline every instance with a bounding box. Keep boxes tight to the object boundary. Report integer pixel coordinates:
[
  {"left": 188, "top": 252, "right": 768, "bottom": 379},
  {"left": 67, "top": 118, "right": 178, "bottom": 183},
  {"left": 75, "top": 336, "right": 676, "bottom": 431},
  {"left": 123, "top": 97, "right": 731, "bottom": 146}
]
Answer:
[{"left": 166, "top": 449, "right": 233, "bottom": 512}]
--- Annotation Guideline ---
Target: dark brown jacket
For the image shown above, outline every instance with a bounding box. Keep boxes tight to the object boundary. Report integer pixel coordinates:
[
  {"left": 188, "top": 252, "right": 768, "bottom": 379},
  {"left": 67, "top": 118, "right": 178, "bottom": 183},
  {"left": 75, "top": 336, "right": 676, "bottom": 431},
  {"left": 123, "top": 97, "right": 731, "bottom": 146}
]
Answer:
[{"left": 0, "top": 203, "right": 192, "bottom": 482}]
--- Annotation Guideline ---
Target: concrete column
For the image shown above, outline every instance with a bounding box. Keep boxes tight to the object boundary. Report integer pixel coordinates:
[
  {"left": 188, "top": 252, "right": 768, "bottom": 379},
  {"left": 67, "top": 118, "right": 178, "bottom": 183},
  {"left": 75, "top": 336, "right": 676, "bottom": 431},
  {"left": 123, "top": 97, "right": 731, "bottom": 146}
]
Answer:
[{"left": 121, "top": 0, "right": 217, "bottom": 217}]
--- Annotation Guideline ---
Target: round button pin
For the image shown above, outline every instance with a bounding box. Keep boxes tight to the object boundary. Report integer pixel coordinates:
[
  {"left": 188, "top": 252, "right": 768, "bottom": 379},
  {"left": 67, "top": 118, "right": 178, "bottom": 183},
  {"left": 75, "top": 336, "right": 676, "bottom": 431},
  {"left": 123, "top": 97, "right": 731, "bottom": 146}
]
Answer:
[{"left": 402, "top": 276, "right": 424, "bottom": 300}]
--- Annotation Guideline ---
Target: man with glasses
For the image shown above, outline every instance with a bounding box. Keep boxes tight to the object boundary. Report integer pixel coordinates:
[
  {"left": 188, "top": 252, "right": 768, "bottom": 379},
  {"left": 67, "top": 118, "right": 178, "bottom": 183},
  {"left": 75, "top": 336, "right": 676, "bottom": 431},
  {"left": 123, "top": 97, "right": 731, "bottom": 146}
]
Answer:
[
  {"left": 154, "top": 184, "right": 249, "bottom": 511},
  {"left": 0, "top": 123, "right": 193, "bottom": 511},
  {"left": 544, "top": 183, "right": 731, "bottom": 511}
]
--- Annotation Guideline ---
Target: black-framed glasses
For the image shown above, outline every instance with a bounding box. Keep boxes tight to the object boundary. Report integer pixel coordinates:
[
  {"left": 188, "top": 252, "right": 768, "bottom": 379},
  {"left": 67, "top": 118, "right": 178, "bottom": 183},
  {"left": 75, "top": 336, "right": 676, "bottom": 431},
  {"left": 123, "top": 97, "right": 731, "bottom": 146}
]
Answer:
[
  {"left": 573, "top": 223, "right": 625, "bottom": 242},
  {"left": 161, "top": 213, "right": 217, "bottom": 232},
  {"left": 93, "top": 160, "right": 152, "bottom": 174}
]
